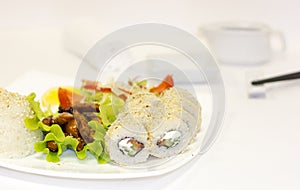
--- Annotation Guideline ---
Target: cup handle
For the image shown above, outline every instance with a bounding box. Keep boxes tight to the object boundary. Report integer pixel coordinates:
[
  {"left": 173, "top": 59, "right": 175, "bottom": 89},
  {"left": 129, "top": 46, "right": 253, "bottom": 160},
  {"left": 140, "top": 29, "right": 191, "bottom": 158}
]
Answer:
[{"left": 270, "top": 30, "right": 286, "bottom": 53}]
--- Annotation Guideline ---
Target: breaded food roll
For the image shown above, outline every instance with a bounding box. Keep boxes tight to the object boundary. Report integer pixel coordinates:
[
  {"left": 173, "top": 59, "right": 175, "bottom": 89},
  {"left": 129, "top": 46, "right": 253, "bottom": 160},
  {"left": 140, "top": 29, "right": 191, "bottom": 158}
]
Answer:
[
  {"left": 105, "top": 87, "right": 202, "bottom": 164},
  {"left": 105, "top": 117, "right": 150, "bottom": 165},
  {"left": 105, "top": 91, "right": 164, "bottom": 165},
  {"left": 149, "top": 116, "right": 190, "bottom": 158},
  {"left": 161, "top": 87, "right": 202, "bottom": 137},
  {"left": 161, "top": 88, "right": 200, "bottom": 118}
]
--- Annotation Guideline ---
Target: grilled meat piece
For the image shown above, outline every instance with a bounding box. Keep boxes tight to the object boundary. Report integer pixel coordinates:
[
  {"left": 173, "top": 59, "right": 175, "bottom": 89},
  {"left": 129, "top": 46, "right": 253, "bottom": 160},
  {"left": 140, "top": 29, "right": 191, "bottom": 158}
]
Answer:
[
  {"left": 42, "top": 112, "right": 74, "bottom": 126},
  {"left": 42, "top": 115, "right": 54, "bottom": 126},
  {"left": 76, "top": 137, "right": 86, "bottom": 151},
  {"left": 58, "top": 106, "right": 73, "bottom": 114},
  {"left": 43, "top": 102, "right": 102, "bottom": 152},
  {"left": 53, "top": 112, "right": 74, "bottom": 126},
  {"left": 73, "top": 103, "right": 100, "bottom": 113},
  {"left": 47, "top": 141, "right": 58, "bottom": 152},
  {"left": 73, "top": 109, "right": 95, "bottom": 143},
  {"left": 64, "top": 118, "right": 79, "bottom": 138},
  {"left": 82, "top": 112, "right": 102, "bottom": 123}
]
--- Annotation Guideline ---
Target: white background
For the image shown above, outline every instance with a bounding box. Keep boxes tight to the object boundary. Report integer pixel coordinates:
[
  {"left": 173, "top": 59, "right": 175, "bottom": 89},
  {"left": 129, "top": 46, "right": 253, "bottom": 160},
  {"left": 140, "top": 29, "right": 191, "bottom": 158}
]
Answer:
[
  {"left": 1, "top": 1, "right": 300, "bottom": 190},
  {"left": 1, "top": 0, "right": 300, "bottom": 85}
]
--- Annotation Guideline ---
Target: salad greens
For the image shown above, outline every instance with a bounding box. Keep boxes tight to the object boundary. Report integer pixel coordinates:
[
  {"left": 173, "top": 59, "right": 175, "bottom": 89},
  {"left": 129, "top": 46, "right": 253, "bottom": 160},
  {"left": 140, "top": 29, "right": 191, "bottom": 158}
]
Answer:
[
  {"left": 34, "top": 124, "right": 66, "bottom": 162},
  {"left": 24, "top": 82, "right": 125, "bottom": 163}
]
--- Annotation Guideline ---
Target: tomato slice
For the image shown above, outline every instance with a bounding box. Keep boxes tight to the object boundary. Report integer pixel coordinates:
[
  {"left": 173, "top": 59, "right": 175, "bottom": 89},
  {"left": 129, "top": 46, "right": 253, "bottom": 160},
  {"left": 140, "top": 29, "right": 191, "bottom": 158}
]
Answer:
[
  {"left": 150, "top": 75, "right": 174, "bottom": 94},
  {"left": 118, "top": 87, "right": 132, "bottom": 95},
  {"left": 58, "top": 87, "right": 83, "bottom": 109},
  {"left": 82, "top": 80, "right": 112, "bottom": 93},
  {"left": 118, "top": 94, "right": 127, "bottom": 101},
  {"left": 98, "top": 87, "right": 112, "bottom": 93}
]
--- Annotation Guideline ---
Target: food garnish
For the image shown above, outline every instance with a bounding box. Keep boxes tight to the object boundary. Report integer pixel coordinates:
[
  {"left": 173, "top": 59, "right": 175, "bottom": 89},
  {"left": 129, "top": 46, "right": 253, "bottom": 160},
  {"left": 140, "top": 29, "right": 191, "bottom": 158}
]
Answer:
[{"left": 150, "top": 75, "right": 174, "bottom": 94}]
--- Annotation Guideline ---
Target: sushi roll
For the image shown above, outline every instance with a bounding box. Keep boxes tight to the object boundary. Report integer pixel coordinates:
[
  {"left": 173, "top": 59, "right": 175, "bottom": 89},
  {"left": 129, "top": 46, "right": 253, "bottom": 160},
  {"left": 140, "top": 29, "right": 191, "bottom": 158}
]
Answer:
[
  {"left": 105, "top": 117, "right": 150, "bottom": 165},
  {"left": 122, "top": 91, "right": 165, "bottom": 129},
  {"left": 161, "top": 87, "right": 200, "bottom": 119},
  {"left": 176, "top": 88, "right": 202, "bottom": 134},
  {"left": 161, "top": 87, "right": 202, "bottom": 137},
  {"left": 105, "top": 91, "right": 165, "bottom": 165},
  {"left": 149, "top": 116, "right": 191, "bottom": 158},
  {"left": 105, "top": 87, "right": 202, "bottom": 164}
]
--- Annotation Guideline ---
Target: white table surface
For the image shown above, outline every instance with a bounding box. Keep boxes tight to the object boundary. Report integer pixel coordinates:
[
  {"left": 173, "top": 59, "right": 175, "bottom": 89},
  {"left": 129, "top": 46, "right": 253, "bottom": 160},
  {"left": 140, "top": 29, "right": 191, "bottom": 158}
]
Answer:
[{"left": 1, "top": 28, "right": 300, "bottom": 190}]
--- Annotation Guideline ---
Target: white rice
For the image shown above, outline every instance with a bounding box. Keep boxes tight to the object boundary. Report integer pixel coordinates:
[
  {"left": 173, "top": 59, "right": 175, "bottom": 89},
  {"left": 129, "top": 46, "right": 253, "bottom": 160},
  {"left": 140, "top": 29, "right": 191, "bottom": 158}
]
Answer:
[{"left": 0, "top": 88, "right": 43, "bottom": 159}]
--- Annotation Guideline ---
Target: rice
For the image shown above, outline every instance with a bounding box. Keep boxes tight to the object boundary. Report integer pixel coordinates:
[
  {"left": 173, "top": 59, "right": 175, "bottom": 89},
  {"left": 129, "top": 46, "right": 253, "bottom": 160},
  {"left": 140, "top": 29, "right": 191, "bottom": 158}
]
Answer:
[{"left": 0, "top": 88, "right": 43, "bottom": 159}]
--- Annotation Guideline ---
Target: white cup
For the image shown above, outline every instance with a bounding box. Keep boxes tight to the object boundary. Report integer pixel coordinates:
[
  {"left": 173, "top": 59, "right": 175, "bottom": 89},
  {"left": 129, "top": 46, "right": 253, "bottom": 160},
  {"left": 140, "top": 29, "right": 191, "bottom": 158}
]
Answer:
[{"left": 199, "top": 22, "right": 285, "bottom": 65}]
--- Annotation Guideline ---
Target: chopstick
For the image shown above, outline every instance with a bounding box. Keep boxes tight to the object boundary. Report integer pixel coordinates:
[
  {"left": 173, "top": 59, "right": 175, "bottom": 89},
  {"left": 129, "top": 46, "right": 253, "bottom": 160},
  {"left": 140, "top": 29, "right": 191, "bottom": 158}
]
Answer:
[{"left": 251, "top": 71, "right": 300, "bottom": 85}]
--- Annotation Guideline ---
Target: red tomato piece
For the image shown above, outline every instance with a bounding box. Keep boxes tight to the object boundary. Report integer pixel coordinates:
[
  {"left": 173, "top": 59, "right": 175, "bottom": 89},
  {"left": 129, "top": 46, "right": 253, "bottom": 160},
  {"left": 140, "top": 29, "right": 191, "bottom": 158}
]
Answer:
[
  {"left": 58, "top": 88, "right": 83, "bottom": 109},
  {"left": 150, "top": 75, "right": 174, "bottom": 94},
  {"left": 98, "top": 87, "right": 112, "bottom": 93}
]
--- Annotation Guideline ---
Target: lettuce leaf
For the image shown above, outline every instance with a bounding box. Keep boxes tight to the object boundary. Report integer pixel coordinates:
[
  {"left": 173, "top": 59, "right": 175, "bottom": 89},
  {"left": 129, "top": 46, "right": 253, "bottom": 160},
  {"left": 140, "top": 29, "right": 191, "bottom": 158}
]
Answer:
[
  {"left": 88, "top": 120, "right": 105, "bottom": 140},
  {"left": 24, "top": 115, "right": 40, "bottom": 130},
  {"left": 97, "top": 141, "right": 110, "bottom": 164},
  {"left": 34, "top": 124, "right": 66, "bottom": 162},
  {"left": 26, "top": 93, "right": 45, "bottom": 120},
  {"left": 136, "top": 79, "right": 147, "bottom": 88},
  {"left": 97, "top": 151, "right": 110, "bottom": 164},
  {"left": 97, "top": 93, "right": 124, "bottom": 128},
  {"left": 87, "top": 140, "right": 103, "bottom": 158},
  {"left": 86, "top": 120, "right": 110, "bottom": 164},
  {"left": 63, "top": 136, "right": 88, "bottom": 160},
  {"left": 25, "top": 93, "right": 53, "bottom": 132}
]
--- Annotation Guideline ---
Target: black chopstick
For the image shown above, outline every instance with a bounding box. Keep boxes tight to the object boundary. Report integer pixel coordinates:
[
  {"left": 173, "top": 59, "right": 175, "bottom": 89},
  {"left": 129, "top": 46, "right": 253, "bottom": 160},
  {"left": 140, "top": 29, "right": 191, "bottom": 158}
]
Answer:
[{"left": 251, "top": 71, "right": 300, "bottom": 85}]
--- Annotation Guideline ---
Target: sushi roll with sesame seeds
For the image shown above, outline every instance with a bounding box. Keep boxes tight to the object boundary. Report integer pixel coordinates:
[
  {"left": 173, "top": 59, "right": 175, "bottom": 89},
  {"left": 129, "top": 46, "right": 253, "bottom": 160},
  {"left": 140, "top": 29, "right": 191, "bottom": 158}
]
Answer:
[
  {"left": 105, "top": 91, "right": 165, "bottom": 165},
  {"left": 104, "top": 118, "right": 150, "bottom": 165},
  {"left": 149, "top": 115, "right": 191, "bottom": 158},
  {"left": 161, "top": 87, "right": 200, "bottom": 118},
  {"left": 160, "top": 87, "right": 202, "bottom": 137},
  {"left": 104, "top": 87, "right": 202, "bottom": 165}
]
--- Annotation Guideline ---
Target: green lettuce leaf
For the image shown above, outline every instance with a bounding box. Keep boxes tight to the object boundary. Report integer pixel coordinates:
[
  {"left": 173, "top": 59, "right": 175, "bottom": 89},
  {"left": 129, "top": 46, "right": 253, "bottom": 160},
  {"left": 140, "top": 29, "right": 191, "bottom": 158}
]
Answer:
[
  {"left": 25, "top": 92, "right": 53, "bottom": 132},
  {"left": 24, "top": 115, "right": 40, "bottom": 130},
  {"left": 87, "top": 141, "right": 103, "bottom": 158},
  {"left": 98, "top": 93, "right": 124, "bottom": 128},
  {"left": 63, "top": 136, "right": 88, "bottom": 160},
  {"left": 88, "top": 120, "right": 106, "bottom": 136},
  {"left": 26, "top": 93, "right": 45, "bottom": 120},
  {"left": 85, "top": 120, "right": 110, "bottom": 164},
  {"left": 97, "top": 151, "right": 110, "bottom": 164},
  {"left": 97, "top": 140, "right": 110, "bottom": 164},
  {"left": 34, "top": 124, "right": 66, "bottom": 163},
  {"left": 136, "top": 79, "right": 147, "bottom": 88},
  {"left": 38, "top": 121, "right": 52, "bottom": 132},
  {"left": 80, "top": 88, "right": 103, "bottom": 102},
  {"left": 80, "top": 88, "right": 125, "bottom": 128}
]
